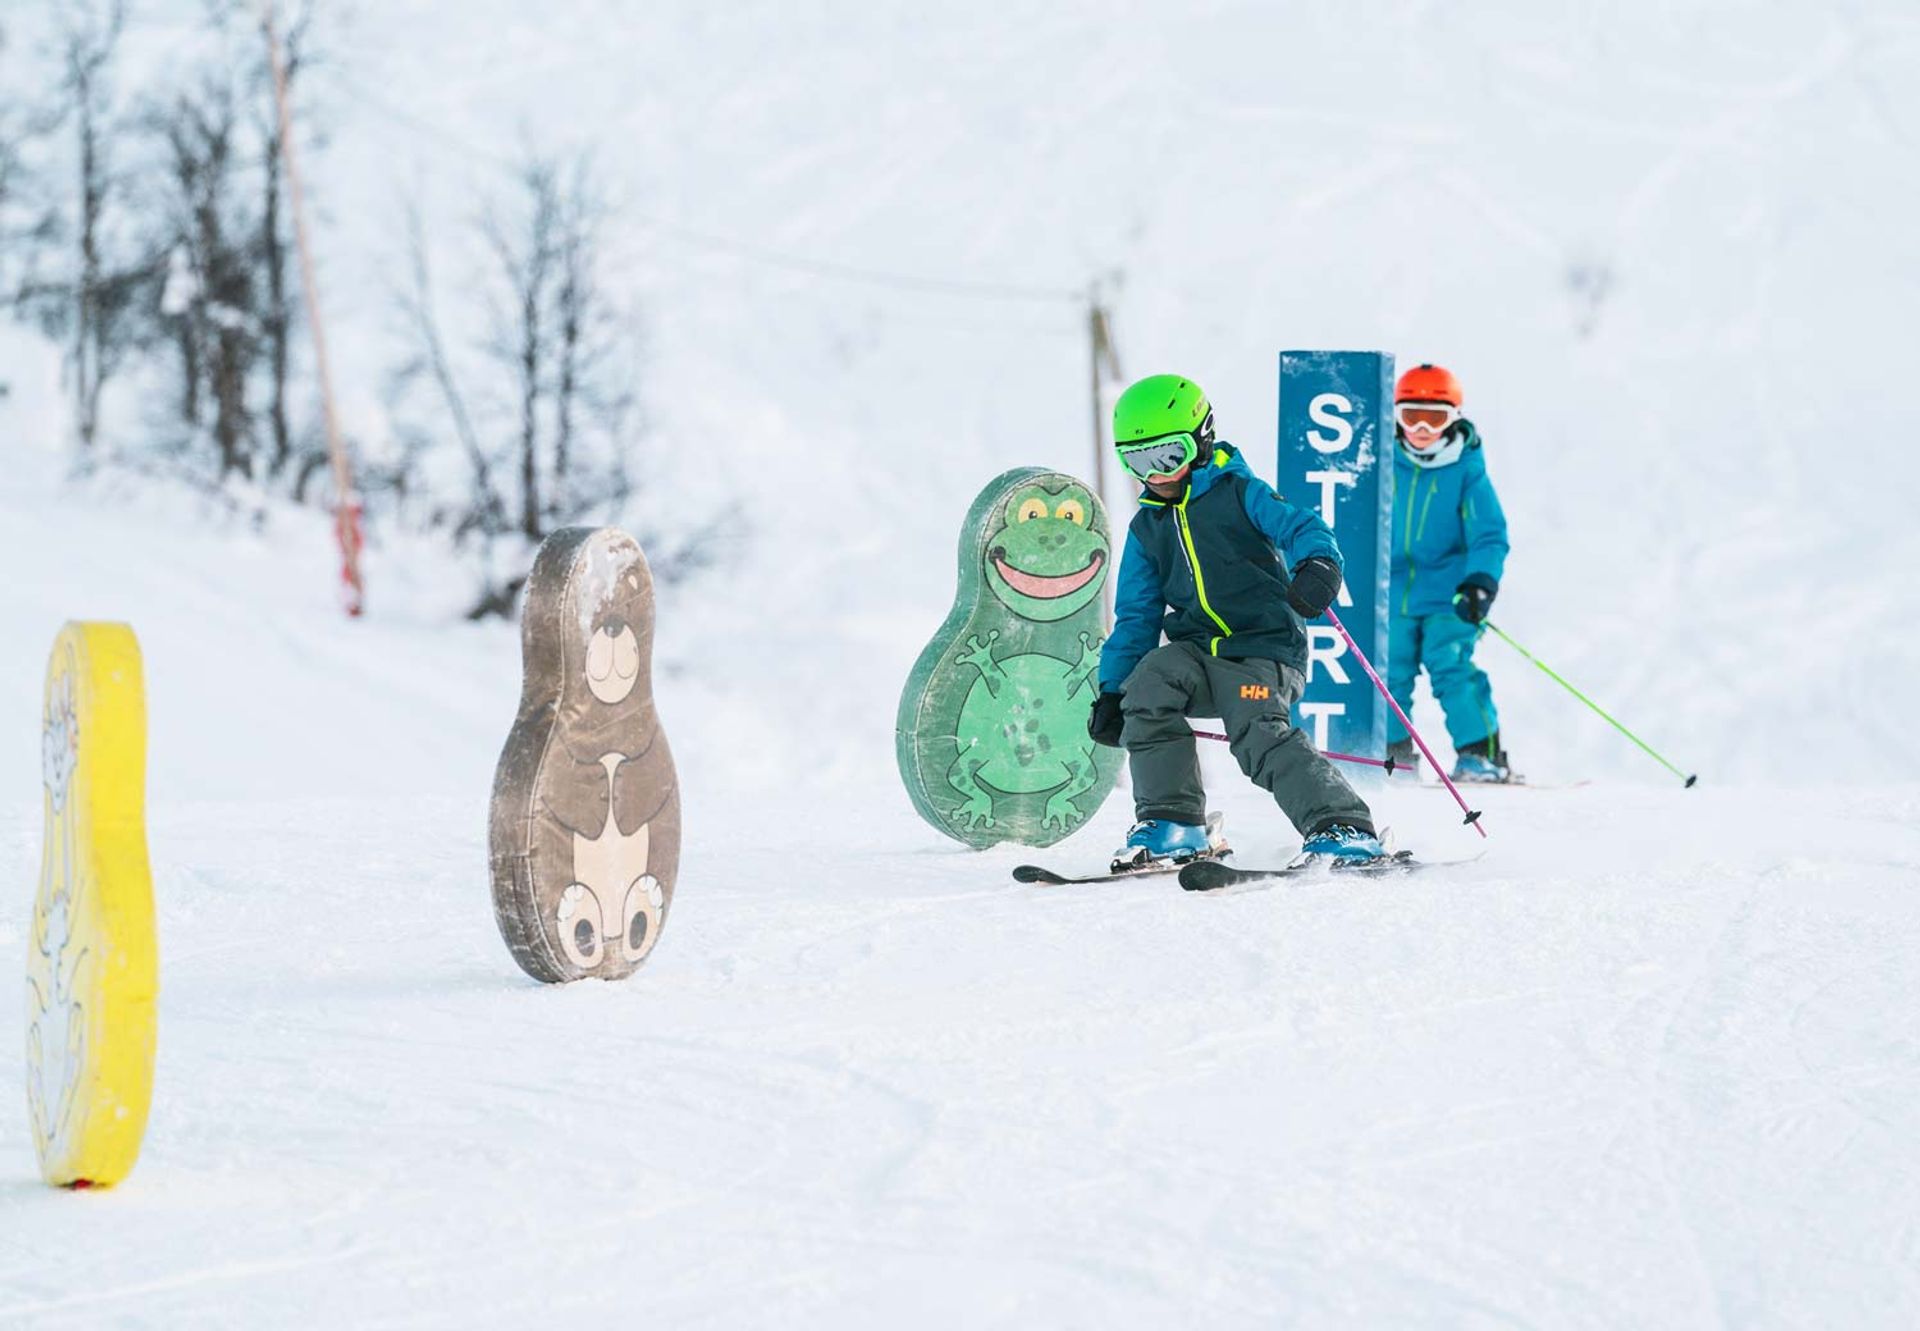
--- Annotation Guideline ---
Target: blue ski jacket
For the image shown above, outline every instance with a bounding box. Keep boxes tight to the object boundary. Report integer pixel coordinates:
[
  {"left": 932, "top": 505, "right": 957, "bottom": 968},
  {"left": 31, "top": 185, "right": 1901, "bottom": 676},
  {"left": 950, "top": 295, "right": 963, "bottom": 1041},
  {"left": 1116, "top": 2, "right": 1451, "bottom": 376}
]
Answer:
[
  {"left": 1099, "top": 443, "right": 1342, "bottom": 690},
  {"left": 1391, "top": 420, "right": 1510, "bottom": 618}
]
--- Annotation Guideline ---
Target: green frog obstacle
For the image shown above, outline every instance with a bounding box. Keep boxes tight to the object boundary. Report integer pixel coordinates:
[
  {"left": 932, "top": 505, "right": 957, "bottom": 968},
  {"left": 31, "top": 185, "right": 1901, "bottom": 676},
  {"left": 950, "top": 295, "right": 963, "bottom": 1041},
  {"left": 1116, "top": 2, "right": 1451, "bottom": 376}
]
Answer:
[{"left": 896, "top": 468, "right": 1122, "bottom": 849}]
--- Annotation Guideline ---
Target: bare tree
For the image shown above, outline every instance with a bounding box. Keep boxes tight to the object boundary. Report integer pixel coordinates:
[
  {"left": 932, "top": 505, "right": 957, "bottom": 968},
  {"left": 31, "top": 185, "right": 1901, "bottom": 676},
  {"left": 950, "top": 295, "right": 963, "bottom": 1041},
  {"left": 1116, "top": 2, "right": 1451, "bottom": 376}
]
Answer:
[
  {"left": 390, "top": 201, "right": 501, "bottom": 539},
  {"left": 47, "top": 0, "right": 138, "bottom": 457},
  {"left": 389, "top": 153, "right": 644, "bottom": 615},
  {"left": 149, "top": 75, "right": 264, "bottom": 480},
  {"left": 0, "top": 0, "right": 359, "bottom": 497},
  {"left": 548, "top": 157, "right": 636, "bottom": 526},
  {"left": 0, "top": 23, "right": 25, "bottom": 306},
  {"left": 478, "top": 155, "right": 561, "bottom": 542},
  {"left": 247, "top": 0, "right": 321, "bottom": 480}
]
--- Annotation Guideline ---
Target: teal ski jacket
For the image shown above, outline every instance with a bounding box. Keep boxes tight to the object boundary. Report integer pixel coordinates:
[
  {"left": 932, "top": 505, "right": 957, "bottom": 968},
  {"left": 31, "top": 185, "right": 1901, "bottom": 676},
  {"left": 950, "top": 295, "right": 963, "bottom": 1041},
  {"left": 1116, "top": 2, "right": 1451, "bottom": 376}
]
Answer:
[{"left": 1391, "top": 421, "right": 1510, "bottom": 618}]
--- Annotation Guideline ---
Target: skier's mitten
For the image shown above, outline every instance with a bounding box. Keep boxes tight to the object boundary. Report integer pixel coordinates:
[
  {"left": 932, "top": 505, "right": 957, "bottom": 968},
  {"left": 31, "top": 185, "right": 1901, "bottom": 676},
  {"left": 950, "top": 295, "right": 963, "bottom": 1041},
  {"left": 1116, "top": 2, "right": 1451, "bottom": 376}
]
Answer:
[
  {"left": 1285, "top": 556, "right": 1343, "bottom": 618},
  {"left": 1088, "top": 691, "right": 1125, "bottom": 748},
  {"left": 1453, "top": 574, "right": 1497, "bottom": 624}
]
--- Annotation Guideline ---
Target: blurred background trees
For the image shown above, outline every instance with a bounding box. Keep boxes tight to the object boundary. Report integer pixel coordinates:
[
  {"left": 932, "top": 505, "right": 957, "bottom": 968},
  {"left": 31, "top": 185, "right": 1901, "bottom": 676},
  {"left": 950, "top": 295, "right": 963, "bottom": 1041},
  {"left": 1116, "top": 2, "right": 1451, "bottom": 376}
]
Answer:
[{"left": 0, "top": 0, "right": 710, "bottom": 618}]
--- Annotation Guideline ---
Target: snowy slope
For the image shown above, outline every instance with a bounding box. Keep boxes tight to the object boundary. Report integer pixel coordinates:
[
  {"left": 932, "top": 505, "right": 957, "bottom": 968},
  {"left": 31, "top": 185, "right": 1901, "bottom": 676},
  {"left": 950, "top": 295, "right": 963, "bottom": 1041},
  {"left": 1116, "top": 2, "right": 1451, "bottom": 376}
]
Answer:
[
  {"left": 1, "top": 461, "right": 1916, "bottom": 1326},
  {"left": 3, "top": 360, "right": 1919, "bottom": 1326},
  {"left": 2, "top": 1, "right": 1920, "bottom": 1326}
]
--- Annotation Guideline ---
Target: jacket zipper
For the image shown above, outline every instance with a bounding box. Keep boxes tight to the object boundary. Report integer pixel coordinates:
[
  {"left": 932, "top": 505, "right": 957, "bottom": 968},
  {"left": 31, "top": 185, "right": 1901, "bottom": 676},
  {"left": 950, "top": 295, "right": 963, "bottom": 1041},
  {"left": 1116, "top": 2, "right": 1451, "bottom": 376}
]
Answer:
[
  {"left": 1401, "top": 473, "right": 1438, "bottom": 614},
  {"left": 1174, "top": 492, "right": 1233, "bottom": 654}
]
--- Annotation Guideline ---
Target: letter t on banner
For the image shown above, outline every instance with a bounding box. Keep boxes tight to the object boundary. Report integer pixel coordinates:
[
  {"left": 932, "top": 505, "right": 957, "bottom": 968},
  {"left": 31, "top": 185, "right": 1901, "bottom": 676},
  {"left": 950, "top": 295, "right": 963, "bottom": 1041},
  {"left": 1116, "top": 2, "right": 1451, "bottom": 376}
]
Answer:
[{"left": 1276, "top": 351, "right": 1395, "bottom": 759}]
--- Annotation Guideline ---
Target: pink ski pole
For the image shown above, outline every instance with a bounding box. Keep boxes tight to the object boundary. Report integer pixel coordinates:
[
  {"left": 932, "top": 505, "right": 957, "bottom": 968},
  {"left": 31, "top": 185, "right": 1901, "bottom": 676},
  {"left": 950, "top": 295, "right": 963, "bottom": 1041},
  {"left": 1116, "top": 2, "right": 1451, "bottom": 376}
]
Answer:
[{"left": 1324, "top": 607, "right": 1486, "bottom": 836}]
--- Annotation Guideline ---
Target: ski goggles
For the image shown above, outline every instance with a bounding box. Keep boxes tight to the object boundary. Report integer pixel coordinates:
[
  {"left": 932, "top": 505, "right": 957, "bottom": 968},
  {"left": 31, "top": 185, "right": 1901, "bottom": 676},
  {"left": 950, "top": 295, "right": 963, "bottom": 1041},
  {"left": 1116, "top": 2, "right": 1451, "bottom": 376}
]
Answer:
[
  {"left": 1395, "top": 402, "right": 1460, "bottom": 433},
  {"left": 1115, "top": 431, "right": 1200, "bottom": 482}
]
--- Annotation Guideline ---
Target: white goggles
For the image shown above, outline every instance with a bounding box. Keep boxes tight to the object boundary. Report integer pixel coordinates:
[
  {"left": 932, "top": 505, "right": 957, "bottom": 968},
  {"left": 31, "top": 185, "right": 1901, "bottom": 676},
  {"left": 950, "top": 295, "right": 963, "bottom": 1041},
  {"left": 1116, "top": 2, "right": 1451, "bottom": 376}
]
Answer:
[{"left": 1395, "top": 402, "right": 1460, "bottom": 434}]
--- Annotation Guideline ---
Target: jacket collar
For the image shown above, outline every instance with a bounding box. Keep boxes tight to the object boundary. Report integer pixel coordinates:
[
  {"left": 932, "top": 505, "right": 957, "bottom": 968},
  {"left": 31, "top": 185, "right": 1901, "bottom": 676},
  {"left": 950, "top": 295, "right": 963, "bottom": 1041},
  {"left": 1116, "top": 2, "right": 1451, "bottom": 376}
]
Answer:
[{"left": 1398, "top": 419, "right": 1480, "bottom": 470}]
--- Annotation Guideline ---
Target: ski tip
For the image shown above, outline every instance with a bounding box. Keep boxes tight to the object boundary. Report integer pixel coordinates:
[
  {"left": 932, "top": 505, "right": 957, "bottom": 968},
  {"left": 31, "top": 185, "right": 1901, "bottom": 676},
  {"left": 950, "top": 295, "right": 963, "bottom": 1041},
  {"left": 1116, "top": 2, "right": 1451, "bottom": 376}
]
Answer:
[
  {"left": 1684, "top": 774, "right": 1699, "bottom": 789},
  {"left": 1178, "top": 860, "right": 1239, "bottom": 892},
  {"left": 1011, "top": 864, "right": 1067, "bottom": 885}
]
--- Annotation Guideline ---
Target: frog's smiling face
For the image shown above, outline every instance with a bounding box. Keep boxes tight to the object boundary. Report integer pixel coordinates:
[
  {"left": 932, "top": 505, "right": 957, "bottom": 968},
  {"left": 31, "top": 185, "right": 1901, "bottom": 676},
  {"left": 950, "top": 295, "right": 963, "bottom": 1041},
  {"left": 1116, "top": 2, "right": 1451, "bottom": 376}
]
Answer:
[{"left": 984, "top": 483, "right": 1107, "bottom": 622}]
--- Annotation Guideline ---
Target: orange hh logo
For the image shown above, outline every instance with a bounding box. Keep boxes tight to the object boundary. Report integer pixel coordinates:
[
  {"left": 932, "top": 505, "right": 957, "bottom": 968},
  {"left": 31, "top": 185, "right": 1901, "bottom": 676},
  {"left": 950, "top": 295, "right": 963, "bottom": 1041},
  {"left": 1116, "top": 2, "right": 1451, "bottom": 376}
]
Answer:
[{"left": 1239, "top": 684, "right": 1270, "bottom": 700}]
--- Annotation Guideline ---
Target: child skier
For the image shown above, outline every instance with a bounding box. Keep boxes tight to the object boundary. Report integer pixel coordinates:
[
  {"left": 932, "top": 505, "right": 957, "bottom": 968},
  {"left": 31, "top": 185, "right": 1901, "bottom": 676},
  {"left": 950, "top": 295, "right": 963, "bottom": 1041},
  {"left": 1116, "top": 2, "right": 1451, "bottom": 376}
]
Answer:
[
  {"left": 1086, "top": 373, "right": 1384, "bottom": 869},
  {"left": 1388, "top": 362, "right": 1513, "bottom": 782}
]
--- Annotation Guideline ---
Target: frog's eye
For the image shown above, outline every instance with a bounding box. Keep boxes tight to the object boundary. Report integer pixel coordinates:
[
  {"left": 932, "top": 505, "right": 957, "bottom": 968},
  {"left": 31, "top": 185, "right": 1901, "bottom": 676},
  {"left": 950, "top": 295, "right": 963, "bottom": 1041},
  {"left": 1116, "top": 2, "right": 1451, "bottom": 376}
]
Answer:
[
  {"left": 1016, "top": 497, "right": 1048, "bottom": 523},
  {"left": 1054, "top": 499, "right": 1087, "bottom": 526}
]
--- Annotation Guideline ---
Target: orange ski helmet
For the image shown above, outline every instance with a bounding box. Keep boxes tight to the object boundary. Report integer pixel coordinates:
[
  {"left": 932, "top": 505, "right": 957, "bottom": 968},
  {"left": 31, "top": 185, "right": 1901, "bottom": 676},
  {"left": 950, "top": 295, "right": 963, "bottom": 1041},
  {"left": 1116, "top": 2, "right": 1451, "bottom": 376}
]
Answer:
[{"left": 1394, "top": 363, "right": 1463, "bottom": 407}]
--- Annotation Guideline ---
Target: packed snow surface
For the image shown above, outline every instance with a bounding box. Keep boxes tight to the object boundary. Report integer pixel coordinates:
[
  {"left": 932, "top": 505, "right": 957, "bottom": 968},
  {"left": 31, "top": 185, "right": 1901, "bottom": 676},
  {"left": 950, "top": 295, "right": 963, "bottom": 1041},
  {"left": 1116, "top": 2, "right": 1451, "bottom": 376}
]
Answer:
[
  {"left": 3, "top": 0, "right": 1920, "bottom": 1325},
  {"left": 2, "top": 428, "right": 1916, "bottom": 1330}
]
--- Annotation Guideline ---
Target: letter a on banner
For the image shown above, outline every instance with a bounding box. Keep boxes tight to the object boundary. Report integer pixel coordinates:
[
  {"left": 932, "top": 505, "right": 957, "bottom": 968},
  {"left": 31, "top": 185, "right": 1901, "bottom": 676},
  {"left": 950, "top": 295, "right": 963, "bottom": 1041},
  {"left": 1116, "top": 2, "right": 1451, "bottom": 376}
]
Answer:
[
  {"left": 28, "top": 623, "right": 158, "bottom": 1188},
  {"left": 1276, "top": 351, "right": 1395, "bottom": 759}
]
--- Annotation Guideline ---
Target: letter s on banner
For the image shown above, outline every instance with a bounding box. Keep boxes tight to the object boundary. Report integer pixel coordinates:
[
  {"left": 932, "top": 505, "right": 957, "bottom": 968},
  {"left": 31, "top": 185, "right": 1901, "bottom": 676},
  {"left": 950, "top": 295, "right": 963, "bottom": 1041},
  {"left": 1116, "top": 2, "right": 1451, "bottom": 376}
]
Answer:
[{"left": 1306, "top": 393, "right": 1354, "bottom": 453}]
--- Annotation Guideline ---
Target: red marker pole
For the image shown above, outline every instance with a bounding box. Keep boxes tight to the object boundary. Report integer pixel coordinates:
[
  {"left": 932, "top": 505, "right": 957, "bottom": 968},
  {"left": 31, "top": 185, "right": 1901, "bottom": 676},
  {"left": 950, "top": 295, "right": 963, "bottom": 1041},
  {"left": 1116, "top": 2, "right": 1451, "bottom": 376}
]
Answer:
[{"left": 263, "top": 1, "right": 363, "bottom": 616}]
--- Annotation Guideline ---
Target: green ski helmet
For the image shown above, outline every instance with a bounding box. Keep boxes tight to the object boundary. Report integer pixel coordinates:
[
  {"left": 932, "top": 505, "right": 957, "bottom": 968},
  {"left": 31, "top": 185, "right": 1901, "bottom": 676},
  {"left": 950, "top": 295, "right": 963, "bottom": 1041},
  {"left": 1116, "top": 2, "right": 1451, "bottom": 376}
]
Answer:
[{"left": 1112, "top": 374, "right": 1216, "bottom": 482}]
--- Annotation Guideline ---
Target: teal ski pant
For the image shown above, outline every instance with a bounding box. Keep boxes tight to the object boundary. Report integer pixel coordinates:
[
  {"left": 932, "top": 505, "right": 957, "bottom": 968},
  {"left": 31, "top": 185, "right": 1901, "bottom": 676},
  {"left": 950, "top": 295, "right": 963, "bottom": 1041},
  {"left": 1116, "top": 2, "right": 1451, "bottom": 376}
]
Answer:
[
  {"left": 1119, "top": 641, "right": 1373, "bottom": 836},
  {"left": 1387, "top": 611, "right": 1498, "bottom": 748}
]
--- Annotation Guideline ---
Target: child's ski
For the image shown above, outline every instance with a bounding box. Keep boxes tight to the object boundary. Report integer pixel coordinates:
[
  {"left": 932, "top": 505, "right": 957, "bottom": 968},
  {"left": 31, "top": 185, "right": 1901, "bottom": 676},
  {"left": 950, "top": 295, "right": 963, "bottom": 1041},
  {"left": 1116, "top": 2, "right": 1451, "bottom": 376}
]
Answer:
[
  {"left": 1178, "top": 849, "right": 1485, "bottom": 892},
  {"left": 1014, "top": 851, "right": 1228, "bottom": 887},
  {"left": 1397, "top": 776, "right": 1588, "bottom": 790}
]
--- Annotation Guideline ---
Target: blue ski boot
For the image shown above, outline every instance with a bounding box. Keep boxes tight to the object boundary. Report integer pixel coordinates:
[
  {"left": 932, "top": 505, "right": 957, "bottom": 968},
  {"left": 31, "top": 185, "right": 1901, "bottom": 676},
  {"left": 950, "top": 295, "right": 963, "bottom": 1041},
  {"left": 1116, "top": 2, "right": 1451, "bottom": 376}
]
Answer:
[
  {"left": 1298, "top": 823, "right": 1387, "bottom": 864},
  {"left": 1111, "top": 814, "right": 1226, "bottom": 873},
  {"left": 1449, "top": 733, "right": 1512, "bottom": 784}
]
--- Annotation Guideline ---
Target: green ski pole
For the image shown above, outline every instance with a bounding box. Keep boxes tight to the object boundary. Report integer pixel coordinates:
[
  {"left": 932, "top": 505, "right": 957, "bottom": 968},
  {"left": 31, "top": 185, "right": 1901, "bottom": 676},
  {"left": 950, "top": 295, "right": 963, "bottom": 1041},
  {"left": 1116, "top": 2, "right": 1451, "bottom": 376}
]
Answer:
[{"left": 1478, "top": 618, "right": 1698, "bottom": 788}]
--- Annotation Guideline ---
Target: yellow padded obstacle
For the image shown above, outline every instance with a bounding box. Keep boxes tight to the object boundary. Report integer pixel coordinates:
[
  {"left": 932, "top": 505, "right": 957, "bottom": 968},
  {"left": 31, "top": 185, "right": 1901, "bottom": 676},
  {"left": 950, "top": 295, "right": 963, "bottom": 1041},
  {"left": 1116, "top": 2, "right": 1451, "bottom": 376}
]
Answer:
[{"left": 26, "top": 623, "right": 158, "bottom": 1188}]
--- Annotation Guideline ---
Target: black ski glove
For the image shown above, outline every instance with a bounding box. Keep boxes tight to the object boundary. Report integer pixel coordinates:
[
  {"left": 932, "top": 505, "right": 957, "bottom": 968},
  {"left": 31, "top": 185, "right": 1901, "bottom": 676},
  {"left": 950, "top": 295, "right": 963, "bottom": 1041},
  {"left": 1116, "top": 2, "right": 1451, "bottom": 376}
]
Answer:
[
  {"left": 1285, "top": 556, "right": 1343, "bottom": 618},
  {"left": 1453, "top": 573, "right": 1498, "bottom": 624},
  {"left": 1088, "top": 691, "right": 1124, "bottom": 747}
]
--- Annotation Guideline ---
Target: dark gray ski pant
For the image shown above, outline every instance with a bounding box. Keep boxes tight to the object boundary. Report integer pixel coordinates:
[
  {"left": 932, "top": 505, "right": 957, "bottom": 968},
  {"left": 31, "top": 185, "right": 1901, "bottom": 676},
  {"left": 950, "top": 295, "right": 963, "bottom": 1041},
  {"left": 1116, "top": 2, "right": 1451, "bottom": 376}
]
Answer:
[{"left": 1119, "top": 641, "right": 1374, "bottom": 836}]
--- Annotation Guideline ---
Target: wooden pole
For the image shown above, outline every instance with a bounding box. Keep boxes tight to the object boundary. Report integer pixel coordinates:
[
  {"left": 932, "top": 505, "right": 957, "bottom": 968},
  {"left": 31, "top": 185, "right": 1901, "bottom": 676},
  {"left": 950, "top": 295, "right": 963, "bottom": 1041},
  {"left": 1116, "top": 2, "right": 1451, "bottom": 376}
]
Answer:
[
  {"left": 1087, "top": 286, "right": 1122, "bottom": 614},
  {"left": 1088, "top": 287, "right": 1105, "bottom": 501},
  {"left": 262, "top": 0, "right": 364, "bottom": 616}
]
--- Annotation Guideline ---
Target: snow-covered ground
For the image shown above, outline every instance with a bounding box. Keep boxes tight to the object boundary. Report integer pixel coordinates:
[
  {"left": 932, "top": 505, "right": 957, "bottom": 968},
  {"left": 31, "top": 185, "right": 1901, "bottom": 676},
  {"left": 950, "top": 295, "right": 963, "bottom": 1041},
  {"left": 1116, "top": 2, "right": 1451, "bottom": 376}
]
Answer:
[
  {"left": 3, "top": 1, "right": 1920, "bottom": 1325},
  {"left": 2, "top": 404, "right": 1917, "bottom": 1327}
]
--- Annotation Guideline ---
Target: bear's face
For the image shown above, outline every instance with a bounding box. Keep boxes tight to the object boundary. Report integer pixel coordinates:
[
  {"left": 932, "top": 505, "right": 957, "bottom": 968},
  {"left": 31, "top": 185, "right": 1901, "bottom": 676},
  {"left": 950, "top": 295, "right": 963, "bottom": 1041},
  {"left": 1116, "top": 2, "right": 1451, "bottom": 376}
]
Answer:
[
  {"left": 565, "top": 546, "right": 654, "bottom": 719},
  {"left": 585, "top": 618, "right": 641, "bottom": 705}
]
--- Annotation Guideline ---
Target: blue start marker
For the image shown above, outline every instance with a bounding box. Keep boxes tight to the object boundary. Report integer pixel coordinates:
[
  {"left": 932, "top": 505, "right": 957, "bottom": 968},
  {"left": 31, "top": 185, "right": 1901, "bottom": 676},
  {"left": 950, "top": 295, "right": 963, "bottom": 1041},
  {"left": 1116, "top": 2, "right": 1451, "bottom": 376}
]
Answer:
[{"left": 1276, "top": 350, "right": 1395, "bottom": 760}]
